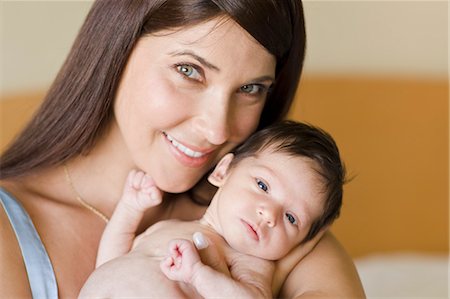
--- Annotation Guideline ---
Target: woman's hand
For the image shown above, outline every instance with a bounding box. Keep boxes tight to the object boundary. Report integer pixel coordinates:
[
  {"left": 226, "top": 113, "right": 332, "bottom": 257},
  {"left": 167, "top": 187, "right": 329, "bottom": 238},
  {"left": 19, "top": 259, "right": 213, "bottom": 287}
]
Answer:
[{"left": 192, "top": 232, "right": 230, "bottom": 277}]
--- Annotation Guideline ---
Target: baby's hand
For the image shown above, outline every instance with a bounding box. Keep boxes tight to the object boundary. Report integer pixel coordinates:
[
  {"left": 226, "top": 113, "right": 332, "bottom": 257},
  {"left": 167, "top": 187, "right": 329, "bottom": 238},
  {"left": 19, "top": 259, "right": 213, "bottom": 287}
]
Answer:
[
  {"left": 122, "top": 170, "right": 162, "bottom": 212},
  {"left": 160, "top": 239, "right": 202, "bottom": 284},
  {"left": 96, "top": 170, "right": 162, "bottom": 268}
]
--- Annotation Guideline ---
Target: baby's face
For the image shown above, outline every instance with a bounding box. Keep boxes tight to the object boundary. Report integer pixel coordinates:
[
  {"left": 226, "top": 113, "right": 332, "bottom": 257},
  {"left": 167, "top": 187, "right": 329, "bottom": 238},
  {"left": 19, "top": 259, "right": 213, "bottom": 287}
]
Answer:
[{"left": 212, "top": 151, "right": 325, "bottom": 260}]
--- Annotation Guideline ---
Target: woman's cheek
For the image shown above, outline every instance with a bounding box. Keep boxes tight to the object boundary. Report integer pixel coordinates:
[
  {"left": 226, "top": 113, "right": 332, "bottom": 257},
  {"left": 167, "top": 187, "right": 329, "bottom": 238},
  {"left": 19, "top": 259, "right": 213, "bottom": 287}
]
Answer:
[
  {"left": 232, "top": 104, "right": 265, "bottom": 142},
  {"left": 144, "top": 80, "right": 193, "bottom": 123}
]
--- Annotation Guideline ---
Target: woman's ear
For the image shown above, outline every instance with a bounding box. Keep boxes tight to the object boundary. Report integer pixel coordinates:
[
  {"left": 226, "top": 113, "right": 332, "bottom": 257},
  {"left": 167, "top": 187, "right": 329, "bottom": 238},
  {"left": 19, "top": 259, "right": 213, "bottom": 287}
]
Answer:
[{"left": 208, "top": 153, "right": 234, "bottom": 187}]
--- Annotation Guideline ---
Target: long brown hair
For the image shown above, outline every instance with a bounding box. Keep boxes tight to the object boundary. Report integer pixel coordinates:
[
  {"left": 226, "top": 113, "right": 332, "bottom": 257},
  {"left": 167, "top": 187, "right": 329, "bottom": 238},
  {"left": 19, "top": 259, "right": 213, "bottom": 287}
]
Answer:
[{"left": 0, "top": 0, "right": 306, "bottom": 179}]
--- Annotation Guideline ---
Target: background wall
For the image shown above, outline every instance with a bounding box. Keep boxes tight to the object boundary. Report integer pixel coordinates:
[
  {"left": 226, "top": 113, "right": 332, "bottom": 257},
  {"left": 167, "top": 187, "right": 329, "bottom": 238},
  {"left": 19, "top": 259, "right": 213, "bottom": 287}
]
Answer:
[
  {"left": 1, "top": 1, "right": 93, "bottom": 95},
  {"left": 297, "top": 0, "right": 449, "bottom": 257},
  {"left": 0, "top": 1, "right": 449, "bottom": 296},
  {"left": 1, "top": 1, "right": 447, "bottom": 95}
]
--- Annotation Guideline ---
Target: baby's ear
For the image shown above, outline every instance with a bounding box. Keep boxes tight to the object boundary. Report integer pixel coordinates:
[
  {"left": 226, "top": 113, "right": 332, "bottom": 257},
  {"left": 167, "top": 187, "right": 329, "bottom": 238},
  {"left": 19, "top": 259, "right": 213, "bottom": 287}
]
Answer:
[{"left": 208, "top": 153, "right": 234, "bottom": 187}]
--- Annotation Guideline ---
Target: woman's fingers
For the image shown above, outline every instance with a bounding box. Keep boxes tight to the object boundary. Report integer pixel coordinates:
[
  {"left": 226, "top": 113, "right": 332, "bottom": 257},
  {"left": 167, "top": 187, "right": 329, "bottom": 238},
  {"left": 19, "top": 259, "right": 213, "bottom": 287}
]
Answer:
[{"left": 192, "top": 232, "right": 230, "bottom": 276}]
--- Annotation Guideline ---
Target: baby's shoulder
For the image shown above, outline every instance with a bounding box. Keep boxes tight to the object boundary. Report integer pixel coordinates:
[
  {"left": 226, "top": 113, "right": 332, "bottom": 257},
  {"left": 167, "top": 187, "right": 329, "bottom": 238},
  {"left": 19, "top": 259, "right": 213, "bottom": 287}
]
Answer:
[
  {"left": 144, "top": 219, "right": 201, "bottom": 235},
  {"left": 132, "top": 219, "right": 204, "bottom": 252},
  {"left": 145, "top": 219, "right": 182, "bottom": 231},
  {"left": 227, "top": 250, "right": 274, "bottom": 272}
]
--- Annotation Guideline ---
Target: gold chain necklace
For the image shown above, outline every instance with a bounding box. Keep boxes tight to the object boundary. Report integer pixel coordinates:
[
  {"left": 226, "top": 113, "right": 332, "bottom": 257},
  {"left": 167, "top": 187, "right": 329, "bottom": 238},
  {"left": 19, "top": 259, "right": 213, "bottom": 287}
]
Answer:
[{"left": 63, "top": 163, "right": 109, "bottom": 223}]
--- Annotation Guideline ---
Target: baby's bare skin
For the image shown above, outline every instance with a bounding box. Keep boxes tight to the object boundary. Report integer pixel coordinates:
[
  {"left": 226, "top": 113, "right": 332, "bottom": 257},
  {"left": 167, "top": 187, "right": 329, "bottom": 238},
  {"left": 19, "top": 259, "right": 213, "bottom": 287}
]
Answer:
[
  {"left": 80, "top": 219, "right": 275, "bottom": 298},
  {"left": 79, "top": 168, "right": 322, "bottom": 298}
]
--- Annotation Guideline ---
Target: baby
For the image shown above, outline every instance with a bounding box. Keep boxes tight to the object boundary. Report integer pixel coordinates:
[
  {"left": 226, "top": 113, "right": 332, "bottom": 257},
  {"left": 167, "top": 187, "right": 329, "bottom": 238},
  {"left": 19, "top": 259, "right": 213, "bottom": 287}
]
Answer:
[{"left": 79, "top": 120, "right": 346, "bottom": 298}]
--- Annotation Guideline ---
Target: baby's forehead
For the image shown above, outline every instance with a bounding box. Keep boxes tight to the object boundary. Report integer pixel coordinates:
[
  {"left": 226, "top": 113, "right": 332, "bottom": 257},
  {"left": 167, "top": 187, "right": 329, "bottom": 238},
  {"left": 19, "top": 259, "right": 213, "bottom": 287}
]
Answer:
[
  {"left": 255, "top": 148, "right": 323, "bottom": 172},
  {"left": 251, "top": 150, "right": 326, "bottom": 201}
]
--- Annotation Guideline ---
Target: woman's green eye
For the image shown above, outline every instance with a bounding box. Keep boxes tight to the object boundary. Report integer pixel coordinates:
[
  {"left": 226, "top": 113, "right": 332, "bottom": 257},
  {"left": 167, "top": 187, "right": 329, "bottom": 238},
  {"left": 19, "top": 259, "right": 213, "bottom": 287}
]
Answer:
[
  {"left": 176, "top": 64, "right": 201, "bottom": 80},
  {"left": 178, "top": 65, "right": 194, "bottom": 76},
  {"left": 240, "top": 84, "right": 261, "bottom": 94},
  {"left": 286, "top": 213, "right": 297, "bottom": 225}
]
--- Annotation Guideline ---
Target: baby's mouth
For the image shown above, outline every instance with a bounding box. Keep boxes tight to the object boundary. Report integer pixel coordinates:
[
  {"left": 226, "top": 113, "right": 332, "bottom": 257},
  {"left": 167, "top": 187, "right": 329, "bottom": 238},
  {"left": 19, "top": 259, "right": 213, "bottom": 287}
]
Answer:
[{"left": 241, "top": 219, "right": 260, "bottom": 241}]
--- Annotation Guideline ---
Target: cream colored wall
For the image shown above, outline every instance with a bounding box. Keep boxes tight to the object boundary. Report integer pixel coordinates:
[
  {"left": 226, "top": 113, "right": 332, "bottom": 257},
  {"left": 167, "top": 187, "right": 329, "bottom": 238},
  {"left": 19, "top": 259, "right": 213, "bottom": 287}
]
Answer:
[
  {"left": 1, "top": 1, "right": 93, "bottom": 96},
  {"left": 302, "top": 1, "right": 448, "bottom": 78},
  {"left": 1, "top": 1, "right": 447, "bottom": 96}
]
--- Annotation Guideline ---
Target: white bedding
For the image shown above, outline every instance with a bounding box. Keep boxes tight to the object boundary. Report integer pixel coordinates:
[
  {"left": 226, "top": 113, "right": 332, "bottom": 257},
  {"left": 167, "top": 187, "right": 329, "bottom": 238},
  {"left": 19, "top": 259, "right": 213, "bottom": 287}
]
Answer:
[{"left": 355, "top": 253, "right": 449, "bottom": 298}]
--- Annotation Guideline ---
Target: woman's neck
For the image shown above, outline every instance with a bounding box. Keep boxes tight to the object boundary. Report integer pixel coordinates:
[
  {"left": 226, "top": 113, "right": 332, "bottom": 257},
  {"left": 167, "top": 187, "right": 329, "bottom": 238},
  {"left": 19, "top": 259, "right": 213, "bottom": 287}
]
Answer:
[{"left": 63, "top": 122, "right": 137, "bottom": 218}]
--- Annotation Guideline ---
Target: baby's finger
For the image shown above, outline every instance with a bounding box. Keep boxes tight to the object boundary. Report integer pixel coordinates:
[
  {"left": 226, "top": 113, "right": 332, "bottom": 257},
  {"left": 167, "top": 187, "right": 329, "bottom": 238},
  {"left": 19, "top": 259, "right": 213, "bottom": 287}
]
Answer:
[
  {"left": 160, "top": 257, "right": 175, "bottom": 279},
  {"left": 161, "top": 256, "right": 174, "bottom": 268},
  {"left": 148, "top": 186, "right": 162, "bottom": 205},
  {"left": 168, "top": 240, "right": 182, "bottom": 257},
  {"left": 132, "top": 171, "right": 145, "bottom": 189},
  {"left": 142, "top": 174, "right": 156, "bottom": 188},
  {"left": 126, "top": 169, "right": 137, "bottom": 187}
]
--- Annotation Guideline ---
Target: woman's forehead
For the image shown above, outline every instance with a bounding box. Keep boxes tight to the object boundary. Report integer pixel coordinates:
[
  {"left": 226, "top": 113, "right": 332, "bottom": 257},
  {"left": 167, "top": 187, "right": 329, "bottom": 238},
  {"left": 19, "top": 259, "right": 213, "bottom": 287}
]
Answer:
[
  {"left": 141, "top": 17, "right": 276, "bottom": 79},
  {"left": 150, "top": 16, "right": 260, "bottom": 50}
]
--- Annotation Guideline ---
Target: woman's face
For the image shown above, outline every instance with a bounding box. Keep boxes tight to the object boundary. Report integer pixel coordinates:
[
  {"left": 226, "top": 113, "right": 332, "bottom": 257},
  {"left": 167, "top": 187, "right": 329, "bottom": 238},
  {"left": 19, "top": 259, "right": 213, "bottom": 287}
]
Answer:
[{"left": 113, "top": 17, "right": 276, "bottom": 193}]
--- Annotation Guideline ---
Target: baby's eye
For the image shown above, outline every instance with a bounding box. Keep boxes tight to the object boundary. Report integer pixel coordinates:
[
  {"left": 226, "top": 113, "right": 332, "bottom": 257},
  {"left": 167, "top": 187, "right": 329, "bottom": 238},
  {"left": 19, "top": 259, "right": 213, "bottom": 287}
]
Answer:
[
  {"left": 256, "top": 179, "right": 268, "bottom": 192},
  {"left": 285, "top": 213, "right": 297, "bottom": 225},
  {"left": 176, "top": 64, "right": 202, "bottom": 81}
]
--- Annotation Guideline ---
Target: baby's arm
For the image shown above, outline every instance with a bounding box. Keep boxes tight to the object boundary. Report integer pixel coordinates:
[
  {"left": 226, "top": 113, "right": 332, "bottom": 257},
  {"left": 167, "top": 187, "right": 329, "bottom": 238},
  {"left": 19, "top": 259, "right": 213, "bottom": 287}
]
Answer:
[
  {"left": 160, "top": 238, "right": 272, "bottom": 299},
  {"left": 96, "top": 170, "right": 162, "bottom": 267}
]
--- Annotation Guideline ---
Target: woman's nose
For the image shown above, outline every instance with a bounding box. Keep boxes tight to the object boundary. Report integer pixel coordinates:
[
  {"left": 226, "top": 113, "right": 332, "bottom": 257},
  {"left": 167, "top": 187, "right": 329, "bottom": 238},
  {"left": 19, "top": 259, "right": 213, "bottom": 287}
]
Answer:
[{"left": 195, "top": 92, "right": 232, "bottom": 145}]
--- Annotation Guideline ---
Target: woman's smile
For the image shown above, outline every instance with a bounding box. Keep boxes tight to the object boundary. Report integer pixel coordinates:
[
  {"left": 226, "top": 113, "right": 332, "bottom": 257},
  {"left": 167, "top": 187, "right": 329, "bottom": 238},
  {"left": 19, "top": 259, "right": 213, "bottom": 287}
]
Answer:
[
  {"left": 163, "top": 132, "right": 208, "bottom": 158},
  {"left": 162, "top": 132, "right": 215, "bottom": 168}
]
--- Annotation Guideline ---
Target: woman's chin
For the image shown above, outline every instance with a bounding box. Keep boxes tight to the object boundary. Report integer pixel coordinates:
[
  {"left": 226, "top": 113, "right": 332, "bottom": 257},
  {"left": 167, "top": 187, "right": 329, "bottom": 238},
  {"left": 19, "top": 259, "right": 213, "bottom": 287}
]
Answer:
[{"left": 156, "top": 176, "right": 199, "bottom": 194}]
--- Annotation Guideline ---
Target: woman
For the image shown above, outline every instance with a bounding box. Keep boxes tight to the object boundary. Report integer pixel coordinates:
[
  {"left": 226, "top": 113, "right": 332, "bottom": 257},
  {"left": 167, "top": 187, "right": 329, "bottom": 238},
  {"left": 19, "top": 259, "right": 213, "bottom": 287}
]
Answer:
[{"left": 0, "top": 0, "right": 365, "bottom": 298}]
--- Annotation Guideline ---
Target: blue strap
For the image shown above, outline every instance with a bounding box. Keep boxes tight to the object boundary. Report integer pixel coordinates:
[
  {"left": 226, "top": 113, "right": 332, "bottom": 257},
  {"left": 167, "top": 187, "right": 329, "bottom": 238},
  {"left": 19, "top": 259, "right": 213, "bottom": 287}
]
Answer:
[{"left": 0, "top": 188, "right": 58, "bottom": 299}]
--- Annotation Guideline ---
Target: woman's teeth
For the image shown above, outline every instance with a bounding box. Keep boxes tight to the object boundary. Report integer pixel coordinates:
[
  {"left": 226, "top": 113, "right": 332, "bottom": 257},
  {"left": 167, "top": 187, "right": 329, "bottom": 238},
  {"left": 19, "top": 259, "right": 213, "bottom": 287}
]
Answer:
[{"left": 165, "top": 133, "right": 205, "bottom": 158}]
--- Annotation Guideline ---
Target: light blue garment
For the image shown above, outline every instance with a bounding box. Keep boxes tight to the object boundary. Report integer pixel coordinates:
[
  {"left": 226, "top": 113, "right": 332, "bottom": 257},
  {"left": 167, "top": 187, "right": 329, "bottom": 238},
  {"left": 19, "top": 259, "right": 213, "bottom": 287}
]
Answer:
[{"left": 0, "top": 187, "right": 58, "bottom": 299}]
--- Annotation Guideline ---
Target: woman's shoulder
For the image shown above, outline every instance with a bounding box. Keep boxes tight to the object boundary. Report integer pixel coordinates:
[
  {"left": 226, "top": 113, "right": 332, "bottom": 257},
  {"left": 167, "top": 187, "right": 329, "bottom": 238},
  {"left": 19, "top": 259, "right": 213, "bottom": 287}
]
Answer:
[
  {"left": 0, "top": 174, "right": 50, "bottom": 209},
  {"left": 0, "top": 186, "right": 33, "bottom": 297},
  {"left": 0, "top": 182, "right": 59, "bottom": 298},
  {"left": 278, "top": 231, "right": 366, "bottom": 298}
]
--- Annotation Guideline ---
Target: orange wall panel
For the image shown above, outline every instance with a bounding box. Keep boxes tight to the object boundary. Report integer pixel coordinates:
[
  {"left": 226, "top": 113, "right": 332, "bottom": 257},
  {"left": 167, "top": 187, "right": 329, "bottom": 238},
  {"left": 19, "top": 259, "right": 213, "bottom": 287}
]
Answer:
[{"left": 289, "top": 76, "right": 449, "bottom": 257}]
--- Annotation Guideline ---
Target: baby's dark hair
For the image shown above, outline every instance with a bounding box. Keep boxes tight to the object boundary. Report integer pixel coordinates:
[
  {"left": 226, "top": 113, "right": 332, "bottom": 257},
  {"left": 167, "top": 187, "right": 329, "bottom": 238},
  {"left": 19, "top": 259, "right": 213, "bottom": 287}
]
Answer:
[{"left": 231, "top": 120, "right": 346, "bottom": 243}]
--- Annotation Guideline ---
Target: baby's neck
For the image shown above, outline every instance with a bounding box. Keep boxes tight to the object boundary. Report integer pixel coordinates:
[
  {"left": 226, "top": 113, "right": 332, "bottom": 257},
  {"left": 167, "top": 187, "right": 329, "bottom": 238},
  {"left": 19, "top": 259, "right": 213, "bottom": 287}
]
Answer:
[
  {"left": 198, "top": 212, "right": 219, "bottom": 234},
  {"left": 198, "top": 199, "right": 223, "bottom": 238}
]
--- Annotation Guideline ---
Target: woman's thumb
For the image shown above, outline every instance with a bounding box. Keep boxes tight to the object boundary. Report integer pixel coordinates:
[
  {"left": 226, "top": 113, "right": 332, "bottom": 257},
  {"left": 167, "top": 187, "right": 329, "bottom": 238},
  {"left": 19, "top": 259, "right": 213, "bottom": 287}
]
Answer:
[{"left": 192, "top": 232, "right": 230, "bottom": 276}]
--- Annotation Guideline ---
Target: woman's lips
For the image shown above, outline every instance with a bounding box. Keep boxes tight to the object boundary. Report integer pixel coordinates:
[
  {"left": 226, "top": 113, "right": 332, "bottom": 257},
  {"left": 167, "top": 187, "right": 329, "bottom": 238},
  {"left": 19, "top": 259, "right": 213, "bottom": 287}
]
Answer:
[
  {"left": 241, "top": 219, "right": 259, "bottom": 241},
  {"left": 162, "top": 132, "right": 213, "bottom": 168},
  {"left": 164, "top": 132, "right": 206, "bottom": 158}
]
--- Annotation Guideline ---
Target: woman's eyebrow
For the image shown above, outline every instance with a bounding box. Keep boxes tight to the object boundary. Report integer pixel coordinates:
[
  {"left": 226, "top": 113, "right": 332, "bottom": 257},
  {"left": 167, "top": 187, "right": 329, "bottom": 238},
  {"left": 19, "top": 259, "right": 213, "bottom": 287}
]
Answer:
[
  {"left": 169, "top": 50, "right": 220, "bottom": 72},
  {"left": 250, "top": 75, "right": 275, "bottom": 84}
]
